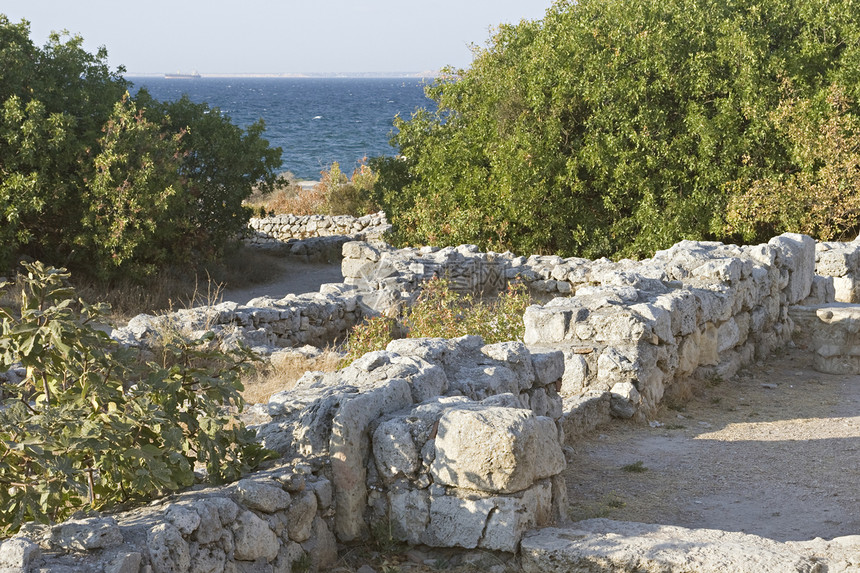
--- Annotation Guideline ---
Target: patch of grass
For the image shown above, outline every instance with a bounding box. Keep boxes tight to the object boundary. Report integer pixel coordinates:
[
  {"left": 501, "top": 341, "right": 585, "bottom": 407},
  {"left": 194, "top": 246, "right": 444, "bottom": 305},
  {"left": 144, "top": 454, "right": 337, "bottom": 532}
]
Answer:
[
  {"left": 710, "top": 397, "right": 722, "bottom": 405},
  {"left": 341, "top": 277, "right": 532, "bottom": 366},
  {"left": 665, "top": 423, "right": 686, "bottom": 430},
  {"left": 621, "top": 461, "right": 648, "bottom": 473},
  {"left": 241, "top": 350, "right": 342, "bottom": 404}
]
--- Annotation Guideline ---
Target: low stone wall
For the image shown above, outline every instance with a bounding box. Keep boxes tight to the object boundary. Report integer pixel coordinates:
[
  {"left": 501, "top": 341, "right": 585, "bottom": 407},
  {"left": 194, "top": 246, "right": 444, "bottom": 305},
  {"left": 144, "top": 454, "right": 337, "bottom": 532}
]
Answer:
[
  {"left": 113, "top": 287, "right": 366, "bottom": 353},
  {"left": 525, "top": 234, "right": 815, "bottom": 419},
  {"left": 246, "top": 213, "right": 390, "bottom": 244},
  {"left": 3, "top": 465, "right": 339, "bottom": 573}
]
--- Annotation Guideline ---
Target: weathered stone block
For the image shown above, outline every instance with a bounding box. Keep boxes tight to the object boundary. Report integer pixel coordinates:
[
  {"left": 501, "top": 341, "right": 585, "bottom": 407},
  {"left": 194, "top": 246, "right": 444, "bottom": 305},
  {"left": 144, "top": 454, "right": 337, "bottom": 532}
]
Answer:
[{"left": 430, "top": 407, "right": 565, "bottom": 494}]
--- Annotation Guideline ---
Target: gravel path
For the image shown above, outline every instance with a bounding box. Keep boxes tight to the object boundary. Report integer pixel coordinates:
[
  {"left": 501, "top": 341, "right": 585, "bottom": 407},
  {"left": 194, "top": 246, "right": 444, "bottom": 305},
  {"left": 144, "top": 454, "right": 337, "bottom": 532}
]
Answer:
[{"left": 565, "top": 347, "right": 860, "bottom": 542}]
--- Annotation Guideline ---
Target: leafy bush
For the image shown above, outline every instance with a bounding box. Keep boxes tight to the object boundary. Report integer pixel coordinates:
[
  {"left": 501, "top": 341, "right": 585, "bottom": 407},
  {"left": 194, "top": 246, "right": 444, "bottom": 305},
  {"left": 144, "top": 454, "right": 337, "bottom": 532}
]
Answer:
[
  {"left": 726, "top": 83, "right": 860, "bottom": 241},
  {"left": 342, "top": 278, "right": 530, "bottom": 364},
  {"left": 0, "top": 262, "right": 273, "bottom": 534},
  {"left": 381, "top": 0, "right": 860, "bottom": 258},
  {"left": 0, "top": 16, "right": 282, "bottom": 279}
]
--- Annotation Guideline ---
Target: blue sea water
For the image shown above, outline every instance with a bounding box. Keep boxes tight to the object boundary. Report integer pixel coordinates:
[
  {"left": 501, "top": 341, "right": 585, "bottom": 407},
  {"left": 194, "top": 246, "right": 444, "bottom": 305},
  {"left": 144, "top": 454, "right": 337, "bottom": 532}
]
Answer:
[{"left": 129, "top": 77, "right": 433, "bottom": 180}]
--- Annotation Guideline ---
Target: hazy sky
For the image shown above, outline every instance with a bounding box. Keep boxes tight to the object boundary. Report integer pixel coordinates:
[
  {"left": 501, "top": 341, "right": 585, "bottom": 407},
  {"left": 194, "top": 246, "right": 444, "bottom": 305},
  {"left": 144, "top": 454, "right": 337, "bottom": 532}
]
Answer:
[{"left": 2, "top": 1, "right": 555, "bottom": 75}]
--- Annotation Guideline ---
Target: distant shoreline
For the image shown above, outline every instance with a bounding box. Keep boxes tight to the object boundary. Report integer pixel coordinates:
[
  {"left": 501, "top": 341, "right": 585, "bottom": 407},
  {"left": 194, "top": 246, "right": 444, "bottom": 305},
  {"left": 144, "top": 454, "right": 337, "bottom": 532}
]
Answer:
[{"left": 126, "top": 72, "right": 439, "bottom": 79}]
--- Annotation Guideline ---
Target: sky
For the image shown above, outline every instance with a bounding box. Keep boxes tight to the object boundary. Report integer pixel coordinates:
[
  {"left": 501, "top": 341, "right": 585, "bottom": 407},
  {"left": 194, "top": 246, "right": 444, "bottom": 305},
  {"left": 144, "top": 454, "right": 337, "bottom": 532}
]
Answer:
[{"left": 2, "top": 1, "right": 555, "bottom": 75}]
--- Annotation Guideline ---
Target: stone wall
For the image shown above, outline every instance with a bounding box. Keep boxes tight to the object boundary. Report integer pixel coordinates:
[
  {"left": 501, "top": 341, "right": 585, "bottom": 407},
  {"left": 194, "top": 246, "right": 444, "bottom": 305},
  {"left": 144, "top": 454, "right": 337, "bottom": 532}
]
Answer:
[
  {"left": 525, "top": 234, "right": 815, "bottom": 420},
  {"left": 257, "top": 336, "right": 568, "bottom": 552},
  {"left": 112, "top": 287, "right": 366, "bottom": 354},
  {"left": 246, "top": 213, "right": 390, "bottom": 245}
]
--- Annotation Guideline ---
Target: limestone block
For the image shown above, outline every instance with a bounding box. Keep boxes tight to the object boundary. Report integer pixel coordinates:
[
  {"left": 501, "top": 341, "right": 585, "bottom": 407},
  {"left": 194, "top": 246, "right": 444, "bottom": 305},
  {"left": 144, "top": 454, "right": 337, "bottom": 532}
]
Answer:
[
  {"left": 287, "top": 490, "right": 317, "bottom": 543},
  {"left": 596, "top": 347, "right": 639, "bottom": 387},
  {"left": 768, "top": 233, "right": 815, "bottom": 304},
  {"left": 676, "top": 330, "right": 701, "bottom": 376},
  {"left": 833, "top": 275, "right": 859, "bottom": 303},
  {"left": 629, "top": 302, "right": 675, "bottom": 344},
  {"left": 423, "top": 494, "right": 495, "bottom": 549},
  {"left": 523, "top": 305, "right": 572, "bottom": 345},
  {"left": 479, "top": 480, "right": 553, "bottom": 553},
  {"left": 306, "top": 477, "right": 332, "bottom": 510},
  {"left": 388, "top": 489, "right": 430, "bottom": 546},
  {"left": 0, "top": 537, "right": 40, "bottom": 571},
  {"left": 430, "top": 407, "right": 565, "bottom": 494},
  {"left": 521, "top": 521, "right": 820, "bottom": 573},
  {"left": 189, "top": 546, "right": 226, "bottom": 573},
  {"left": 193, "top": 500, "right": 224, "bottom": 545},
  {"left": 481, "top": 341, "right": 536, "bottom": 390},
  {"left": 52, "top": 517, "right": 123, "bottom": 551},
  {"left": 691, "top": 257, "right": 743, "bottom": 283},
  {"left": 560, "top": 352, "right": 589, "bottom": 397},
  {"left": 210, "top": 496, "right": 240, "bottom": 525},
  {"left": 147, "top": 523, "right": 190, "bottom": 573},
  {"left": 232, "top": 510, "right": 279, "bottom": 562},
  {"left": 589, "top": 310, "right": 655, "bottom": 344},
  {"left": 373, "top": 418, "right": 421, "bottom": 482},
  {"left": 106, "top": 551, "right": 142, "bottom": 573},
  {"left": 717, "top": 318, "right": 740, "bottom": 353},
  {"left": 530, "top": 349, "right": 565, "bottom": 387},
  {"left": 452, "top": 365, "right": 520, "bottom": 398},
  {"left": 165, "top": 504, "right": 201, "bottom": 536},
  {"left": 236, "top": 479, "right": 291, "bottom": 513},
  {"left": 609, "top": 382, "right": 641, "bottom": 419},
  {"left": 802, "top": 275, "right": 836, "bottom": 305},
  {"left": 529, "top": 387, "right": 549, "bottom": 417},
  {"left": 330, "top": 379, "right": 413, "bottom": 541},
  {"left": 299, "top": 517, "right": 338, "bottom": 571},
  {"left": 699, "top": 323, "right": 720, "bottom": 366}
]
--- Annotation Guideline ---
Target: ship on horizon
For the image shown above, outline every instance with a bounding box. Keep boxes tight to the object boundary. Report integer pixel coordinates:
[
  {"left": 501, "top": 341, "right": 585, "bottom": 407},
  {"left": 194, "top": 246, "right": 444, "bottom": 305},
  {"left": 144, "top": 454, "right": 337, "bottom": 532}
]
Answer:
[{"left": 164, "top": 71, "right": 201, "bottom": 79}]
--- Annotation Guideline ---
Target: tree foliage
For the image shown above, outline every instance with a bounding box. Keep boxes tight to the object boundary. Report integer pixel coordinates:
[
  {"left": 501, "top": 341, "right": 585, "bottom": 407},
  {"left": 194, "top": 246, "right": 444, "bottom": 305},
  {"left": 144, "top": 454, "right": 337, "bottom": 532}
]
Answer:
[
  {"left": 383, "top": 0, "right": 860, "bottom": 258},
  {"left": 0, "top": 15, "right": 282, "bottom": 279},
  {"left": 0, "top": 262, "right": 273, "bottom": 534}
]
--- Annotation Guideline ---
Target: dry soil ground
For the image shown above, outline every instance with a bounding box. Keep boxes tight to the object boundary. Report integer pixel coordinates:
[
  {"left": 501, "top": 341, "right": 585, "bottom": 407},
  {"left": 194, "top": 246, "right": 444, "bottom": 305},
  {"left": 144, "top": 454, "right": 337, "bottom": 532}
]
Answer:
[{"left": 565, "top": 347, "right": 860, "bottom": 542}]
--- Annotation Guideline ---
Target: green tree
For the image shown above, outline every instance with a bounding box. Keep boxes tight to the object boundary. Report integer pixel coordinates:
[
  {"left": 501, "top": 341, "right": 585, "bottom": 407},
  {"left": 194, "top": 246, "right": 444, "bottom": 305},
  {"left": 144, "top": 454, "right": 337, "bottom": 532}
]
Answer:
[
  {"left": 384, "top": 0, "right": 860, "bottom": 258},
  {"left": 134, "top": 91, "right": 283, "bottom": 257},
  {"left": 0, "top": 15, "right": 283, "bottom": 279}
]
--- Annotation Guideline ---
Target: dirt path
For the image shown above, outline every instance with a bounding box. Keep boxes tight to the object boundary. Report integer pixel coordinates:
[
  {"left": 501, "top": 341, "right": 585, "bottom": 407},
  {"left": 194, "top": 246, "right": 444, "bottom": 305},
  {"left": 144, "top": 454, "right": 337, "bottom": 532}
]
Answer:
[
  {"left": 565, "top": 347, "right": 860, "bottom": 542},
  {"left": 220, "top": 258, "right": 343, "bottom": 304}
]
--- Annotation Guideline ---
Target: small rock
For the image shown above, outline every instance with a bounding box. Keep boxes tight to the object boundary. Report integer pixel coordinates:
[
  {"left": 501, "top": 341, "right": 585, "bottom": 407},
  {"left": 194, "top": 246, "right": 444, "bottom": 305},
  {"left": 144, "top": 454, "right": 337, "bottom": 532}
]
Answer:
[{"left": 761, "top": 383, "right": 779, "bottom": 389}]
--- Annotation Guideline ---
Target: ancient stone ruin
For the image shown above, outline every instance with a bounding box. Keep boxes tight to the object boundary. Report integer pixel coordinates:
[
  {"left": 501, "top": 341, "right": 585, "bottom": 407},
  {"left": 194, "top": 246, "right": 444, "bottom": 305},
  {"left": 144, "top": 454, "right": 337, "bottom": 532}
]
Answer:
[{"left": 3, "top": 220, "right": 860, "bottom": 572}]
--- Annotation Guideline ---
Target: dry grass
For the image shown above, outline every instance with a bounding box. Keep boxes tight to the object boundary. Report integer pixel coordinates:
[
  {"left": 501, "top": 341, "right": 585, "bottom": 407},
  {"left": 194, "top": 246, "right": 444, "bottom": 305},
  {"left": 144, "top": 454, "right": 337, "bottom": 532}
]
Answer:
[
  {"left": 65, "top": 245, "right": 288, "bottom": 324},
  {"left": 245, "top": 180, "right": 328, "bottom": 216},
  {"left": 241, "top": 349, "right": 342, "bottom": 404}
]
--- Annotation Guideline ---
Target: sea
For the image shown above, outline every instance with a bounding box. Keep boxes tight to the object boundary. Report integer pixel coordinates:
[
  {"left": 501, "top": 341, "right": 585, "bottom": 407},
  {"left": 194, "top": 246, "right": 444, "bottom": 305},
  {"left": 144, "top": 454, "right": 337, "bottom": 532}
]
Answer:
[{"left": 129, "top": 77, "right": 434, "bottom": 180}]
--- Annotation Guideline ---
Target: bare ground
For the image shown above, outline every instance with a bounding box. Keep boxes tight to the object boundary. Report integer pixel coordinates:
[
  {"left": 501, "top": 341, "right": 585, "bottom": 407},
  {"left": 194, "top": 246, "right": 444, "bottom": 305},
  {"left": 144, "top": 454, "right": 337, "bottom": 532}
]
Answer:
[
  {"left": 220, "top": 258, "right": 343, "bottom": 304},
  {"left": 565, "top": 347, "right": 860, "bottom": 542}
]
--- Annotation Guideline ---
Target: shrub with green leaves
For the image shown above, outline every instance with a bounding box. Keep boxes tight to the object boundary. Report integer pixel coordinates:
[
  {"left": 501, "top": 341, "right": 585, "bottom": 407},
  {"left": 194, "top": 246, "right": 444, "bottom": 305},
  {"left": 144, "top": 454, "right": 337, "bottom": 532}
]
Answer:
[
  {"left": 382, "top": 0, "right": 860, "bottom": 257},
  {"left": 342, "top": 277, "right": 530, "bottom": 364},
  {"left": 0, "top": 16, "right": 282, "bottom": 280},
  {"left": 0, "top": 262, "right": 273, "bottom": 534}
]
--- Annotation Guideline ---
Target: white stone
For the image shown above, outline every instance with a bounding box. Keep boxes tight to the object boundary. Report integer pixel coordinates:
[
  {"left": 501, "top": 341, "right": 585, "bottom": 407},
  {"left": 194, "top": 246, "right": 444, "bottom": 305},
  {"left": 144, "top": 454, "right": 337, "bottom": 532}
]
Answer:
[
  {"left": 430, "top": 407, "right": 565, "bottom": 494},
  {"left": 236, "top": 479, "right": 291, "bottom": 513},
  {"left": 147, "top": 523, "right": 190, "bottom": 573},
  {"left": 521, "top": 520, "right": 821, "bottom": 573},
  {"left": 232, "top": 510, "right": 279, "bottom": 562}
]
